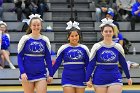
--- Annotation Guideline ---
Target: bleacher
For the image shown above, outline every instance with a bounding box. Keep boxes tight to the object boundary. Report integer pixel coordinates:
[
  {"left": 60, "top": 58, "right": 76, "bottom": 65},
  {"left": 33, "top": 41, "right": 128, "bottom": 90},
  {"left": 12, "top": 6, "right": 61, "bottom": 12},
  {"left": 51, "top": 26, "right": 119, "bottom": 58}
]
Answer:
[{"left": 0, "top": 0, "right": 140, "bottom": 85}]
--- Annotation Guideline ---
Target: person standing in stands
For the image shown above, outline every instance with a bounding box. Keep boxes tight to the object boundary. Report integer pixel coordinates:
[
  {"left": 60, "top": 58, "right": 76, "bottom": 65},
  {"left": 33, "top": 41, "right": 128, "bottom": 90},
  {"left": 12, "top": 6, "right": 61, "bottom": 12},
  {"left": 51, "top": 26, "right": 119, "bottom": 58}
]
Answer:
[
  {"left": 17, "top": 14, "right": 53, "bottom": 93},
  {"left": 86, "top": 18, "right": 132, "bottom": 93},
  {"left": 0, "top": 21, "right": 16, "bottom": 69},
  {"left": 53, "top": 21, "right": 90, "bottom": 93},
  {"left": 131, "top": 0, "right": 140, "bottom": 30}
]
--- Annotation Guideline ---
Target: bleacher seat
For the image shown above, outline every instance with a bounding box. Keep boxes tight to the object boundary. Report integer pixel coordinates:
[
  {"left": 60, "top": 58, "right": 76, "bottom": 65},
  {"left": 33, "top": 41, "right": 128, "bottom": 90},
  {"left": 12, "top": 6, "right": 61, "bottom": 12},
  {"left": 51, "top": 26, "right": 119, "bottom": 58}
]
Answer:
[
  {"left": 0, "top": 69, "right": 19, "bottom": 79},
  {"left": 0, "top": 68, "right": 58, "bottom": 85},
  {"left": 54, "top": 32, "right": 97, "bottom": 42},
  {"left": 95, "top": 22, "right": 131, "bottom": 30},
  {"left": 6, "top": 22, "right": 53, "bottom": 31},
  {"left": 135, "top": 23, "right": 140, "bottom": 30},
  {"left": 6, "top": 22, "right": 24, "bottom": 31},
  {"left": 43, "top": 12, "right": 53, "bottom": 21},
  {"left": 9, "top": 32, "right": 55, "bottom": 42},
  {"left": 2, "top": 3, "right": 15, "bottom": 12},
  {"left": 121, "top": 32, "right": 140, "bottom": 41},
  {"left": 53, "top": 22, "right": 94, "bottom": 31},
  {"left": 3, "top": 12, "right": 17, "bottom": 21},
  {"left": 129, "top": 43, "right": 140, "bottom": 53}
]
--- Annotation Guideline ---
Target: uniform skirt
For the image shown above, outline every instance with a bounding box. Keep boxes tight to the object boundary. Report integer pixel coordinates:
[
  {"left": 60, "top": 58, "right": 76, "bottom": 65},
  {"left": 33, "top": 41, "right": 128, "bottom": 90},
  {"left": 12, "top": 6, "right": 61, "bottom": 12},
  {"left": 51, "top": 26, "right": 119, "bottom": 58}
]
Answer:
[
  {"left": 62, "top": 68, "right": 86, "bottom": 88},
  {"left": 93, "top": 69, "right": 123, "bottom": 87}
]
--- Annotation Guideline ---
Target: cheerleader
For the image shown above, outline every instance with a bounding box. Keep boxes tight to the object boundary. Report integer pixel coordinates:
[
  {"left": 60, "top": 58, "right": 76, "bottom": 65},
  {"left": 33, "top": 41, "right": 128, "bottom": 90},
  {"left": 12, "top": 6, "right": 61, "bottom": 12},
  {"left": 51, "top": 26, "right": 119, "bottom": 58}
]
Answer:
[
  {"left": 53, "top": 21, "right": 90, "bottom": 93},
  {"left": 86, "top": 18, "right": 132, "bottom": 93},
  {"left": 18, "top": 14, "right": 53, "bottom": 93},
  {"left": 0, "top": 21, "right": 16, "bottom": 69}
]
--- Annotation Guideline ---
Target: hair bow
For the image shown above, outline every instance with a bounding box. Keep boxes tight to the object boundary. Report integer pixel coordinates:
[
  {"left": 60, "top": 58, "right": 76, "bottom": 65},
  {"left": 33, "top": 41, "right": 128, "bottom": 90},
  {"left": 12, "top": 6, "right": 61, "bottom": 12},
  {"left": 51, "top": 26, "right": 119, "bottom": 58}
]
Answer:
[
  {"left": 99, "top": 18, "right": 115, "bottom": 27},
  {"left": 0, "top": 21, "right": 7, "bottom": 27},
  {"left": 66, "top": 21, "right": 80, "bottom": 30},
  {"left": 22, "top": 14, "right": 43, "bottom": 25}
]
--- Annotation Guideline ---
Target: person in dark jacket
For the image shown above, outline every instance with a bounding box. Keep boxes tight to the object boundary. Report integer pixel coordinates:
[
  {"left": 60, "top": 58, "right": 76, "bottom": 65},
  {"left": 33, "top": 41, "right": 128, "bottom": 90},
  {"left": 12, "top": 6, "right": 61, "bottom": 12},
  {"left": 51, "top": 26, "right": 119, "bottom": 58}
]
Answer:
[{"left": 14, "top": 0, "right": 31, "bottom": 21}]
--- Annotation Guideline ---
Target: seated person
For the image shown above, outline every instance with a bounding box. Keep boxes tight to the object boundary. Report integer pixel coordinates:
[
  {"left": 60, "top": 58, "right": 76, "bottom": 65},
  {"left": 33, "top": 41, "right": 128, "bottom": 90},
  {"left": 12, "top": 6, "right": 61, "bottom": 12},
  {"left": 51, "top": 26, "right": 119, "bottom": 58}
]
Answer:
[
  {"left": 31, "top": 0, "right": 49, "bottom": 18},
  {"left": 116, "top": 0, "right": 136, "bottom": 20},
  {"left": 95, "top": 0, "right": 114, "bottom": 21},
  {"left": 112, "top": 25, "right": 123, "bottom": 46},
  {"left": 131, "top": 0, "right": 140, "bottom": 30},
  {"left": 14, "top": 0, "right": 31, "bottom": 21},
  {"left": 106, "top": 11, "right": 120, "bottom": 29},
  {"left": 127, "top": 60, "right": 139, "bottom": 70},
  {"left": 0, "top": 21, "right": 16, "bottom": 69}
]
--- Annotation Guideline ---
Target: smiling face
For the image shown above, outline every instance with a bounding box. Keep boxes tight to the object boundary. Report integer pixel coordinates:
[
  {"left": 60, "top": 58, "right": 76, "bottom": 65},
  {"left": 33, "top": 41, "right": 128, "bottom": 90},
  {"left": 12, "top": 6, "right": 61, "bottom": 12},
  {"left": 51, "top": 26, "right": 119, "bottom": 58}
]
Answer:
[
  {"left": 101, "top": 25, "right": 114, "bottom": 40},
  {"left": 68, "top": 31, "right": 80, "bottom": 46},
  {"left": 30, "top": 18, "right": 42, "bottom": 34},
  {"left": 0, "top": 24, "right": 7, "bottom": 33}
]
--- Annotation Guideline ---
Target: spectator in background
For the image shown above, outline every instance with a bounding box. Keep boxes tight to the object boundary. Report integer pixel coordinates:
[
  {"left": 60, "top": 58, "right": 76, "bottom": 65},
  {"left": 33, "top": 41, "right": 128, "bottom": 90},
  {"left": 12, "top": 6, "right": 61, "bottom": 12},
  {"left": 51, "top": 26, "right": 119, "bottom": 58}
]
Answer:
[
  {"left": 0, "top": 21, "right": 16, "bottom": 69},
  {"left": 31, "top": 0, "right": 49, "bottom": 18},
  {"left": 106, "top": 11, "right": 120, "bottom": 29},
  {"left": 116, "top": 0, "right": 136, "bottom": 20},
  {"left": 0, "top": 0, "right": 3, "bottom": 20},
  {"left": 95, "top": 0, "right": 114, "bottom": 22},
  {"left": 112, "top": 26, "right": 123, "bottom": 46},
  {"left": 14, "top": 0, "right": 31, "bottom": 21},
  {"left": 131, "top": 0, "right": 140, "bottom": 30}
]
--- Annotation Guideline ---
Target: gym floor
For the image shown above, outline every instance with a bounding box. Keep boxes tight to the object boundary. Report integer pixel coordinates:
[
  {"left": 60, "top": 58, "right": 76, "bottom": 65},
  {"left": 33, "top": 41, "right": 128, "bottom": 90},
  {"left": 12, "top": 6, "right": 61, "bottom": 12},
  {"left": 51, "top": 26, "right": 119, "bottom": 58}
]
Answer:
[{"left": 0, "top": 85, "right": 139, "bottom": 93}]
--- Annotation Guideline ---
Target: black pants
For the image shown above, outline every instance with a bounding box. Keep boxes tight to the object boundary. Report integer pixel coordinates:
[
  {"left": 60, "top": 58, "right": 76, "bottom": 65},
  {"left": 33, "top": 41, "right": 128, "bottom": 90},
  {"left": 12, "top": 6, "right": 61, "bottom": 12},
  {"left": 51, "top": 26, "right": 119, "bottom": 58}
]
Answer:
[
  {"left": 131, "top": 16, "right": 140, "bottom": 30},
  {"left": 15, "top": 7, "right": 31, "bottom": 21}
]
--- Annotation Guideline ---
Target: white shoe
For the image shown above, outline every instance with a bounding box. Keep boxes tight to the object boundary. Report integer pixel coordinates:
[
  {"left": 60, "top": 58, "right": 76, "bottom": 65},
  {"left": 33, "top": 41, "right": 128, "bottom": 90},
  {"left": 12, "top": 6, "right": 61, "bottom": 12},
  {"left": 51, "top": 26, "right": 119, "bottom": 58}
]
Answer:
[
  {"left": 131, "top": 63, "right": 139, "bottom": 68},
  {"left": 127, "top": 61, "right": 140, "bottom": 68},
  {"left": 0, "top": 66, "right": 3, "bottom": 69},
  {"left": 9, "top": 63, "right": 16, "bottom": 69}
]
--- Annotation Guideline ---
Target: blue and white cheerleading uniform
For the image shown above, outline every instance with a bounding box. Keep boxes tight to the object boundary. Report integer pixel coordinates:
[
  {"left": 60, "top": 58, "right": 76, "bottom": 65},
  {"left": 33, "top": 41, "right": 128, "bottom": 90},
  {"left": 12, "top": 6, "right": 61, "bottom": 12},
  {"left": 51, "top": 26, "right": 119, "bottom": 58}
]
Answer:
[
  {"left": 112, "top": 33, "right": 123, "bottom": 43},
  {"left": 53, "top": 44, "right": 90, "bottom": 87},
  {"left": 18, "top": 34, "right": 53, "bottom": 82},
  {"left": 1, "top": 33, "right": 10, "bottom": 50},
  {"left": 86, "top": 41, "right": 130, "bottom": 87},
  {"left": 0, "top": 33, "right": 10, "bottom": 65}
]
